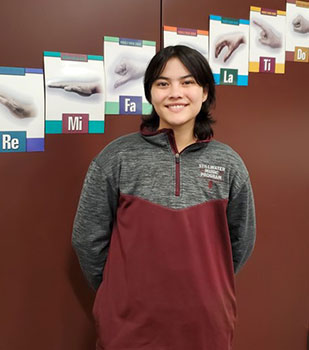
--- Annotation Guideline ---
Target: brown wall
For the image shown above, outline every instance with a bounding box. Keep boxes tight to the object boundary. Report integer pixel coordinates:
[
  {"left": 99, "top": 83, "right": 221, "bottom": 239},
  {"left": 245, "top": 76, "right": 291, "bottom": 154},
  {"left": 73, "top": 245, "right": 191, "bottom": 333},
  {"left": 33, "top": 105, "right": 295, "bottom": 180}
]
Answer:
[{"left": 0, "top": 0, "right": 308, "bottom": 349}]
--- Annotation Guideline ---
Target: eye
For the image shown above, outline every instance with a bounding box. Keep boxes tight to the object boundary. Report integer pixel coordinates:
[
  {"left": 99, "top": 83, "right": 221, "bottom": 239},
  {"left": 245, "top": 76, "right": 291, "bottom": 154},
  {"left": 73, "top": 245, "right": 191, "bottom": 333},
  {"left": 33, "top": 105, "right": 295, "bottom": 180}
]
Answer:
[
  {"left": 156, "top": 81, "right": 169, "bottom": 87},
  {"left": 183, "top": 79, "right": 196, "bottom": 85}
]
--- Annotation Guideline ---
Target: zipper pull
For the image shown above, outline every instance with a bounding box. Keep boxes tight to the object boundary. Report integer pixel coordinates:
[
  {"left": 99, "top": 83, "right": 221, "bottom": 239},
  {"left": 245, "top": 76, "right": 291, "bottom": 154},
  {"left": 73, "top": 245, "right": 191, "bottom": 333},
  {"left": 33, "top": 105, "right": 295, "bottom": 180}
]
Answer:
[{"left": 175, "top": 153, "right": 180, "bottom": 163}]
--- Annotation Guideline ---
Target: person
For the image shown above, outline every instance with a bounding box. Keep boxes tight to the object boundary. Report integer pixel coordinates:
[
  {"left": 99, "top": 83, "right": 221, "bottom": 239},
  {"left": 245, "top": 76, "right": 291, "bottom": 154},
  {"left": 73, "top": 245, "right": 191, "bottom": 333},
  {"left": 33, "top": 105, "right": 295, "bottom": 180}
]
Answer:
[{"left": 72, "top": 45, "right": 256, "bottom": 350}]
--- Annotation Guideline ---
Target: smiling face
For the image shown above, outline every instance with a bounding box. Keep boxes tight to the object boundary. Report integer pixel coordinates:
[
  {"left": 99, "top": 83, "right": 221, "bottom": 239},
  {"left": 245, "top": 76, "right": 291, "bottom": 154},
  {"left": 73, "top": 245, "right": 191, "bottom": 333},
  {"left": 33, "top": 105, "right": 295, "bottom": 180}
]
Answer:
[{"left": 150, "top": 57, "right": 208, "bottom": 132}]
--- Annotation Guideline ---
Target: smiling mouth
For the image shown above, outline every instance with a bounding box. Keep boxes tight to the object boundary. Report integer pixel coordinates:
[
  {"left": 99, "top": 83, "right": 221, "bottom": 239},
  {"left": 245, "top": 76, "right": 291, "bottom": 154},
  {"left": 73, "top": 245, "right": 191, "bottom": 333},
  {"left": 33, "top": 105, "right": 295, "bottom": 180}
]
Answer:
[{"left": 166, "top": 104, "right": 188, "bottom": 110}]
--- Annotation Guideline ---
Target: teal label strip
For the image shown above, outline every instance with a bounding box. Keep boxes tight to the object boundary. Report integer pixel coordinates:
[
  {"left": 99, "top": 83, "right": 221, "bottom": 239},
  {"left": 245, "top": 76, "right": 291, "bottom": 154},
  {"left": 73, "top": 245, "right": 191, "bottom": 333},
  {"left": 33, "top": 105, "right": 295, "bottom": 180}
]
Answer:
[
  {"left": 142, "top": 40, "right": 156, "bottom": 47},
  {"left": 45, "top": 121, "right": 62, "bottom": 134},
  {"left": 104, "top": 36, "right": 119, "bottom": 43},
  {"left": 142, "top": 103, "right": 153, "bottom": 115},
  {"left": 221, "top": 17, "right": 239, "bottom": 25},
  {"left": 89, "top": 121, "right": 105, "bottom": 134},
  {"left": 105, "top": 102, "right": 119, "bottom": 115},
  {"left": 44, "top": 51, "right": 61, "bottom": 57},
  {"left": 88, "top": 55, "right": 104, "bottom": 61}
]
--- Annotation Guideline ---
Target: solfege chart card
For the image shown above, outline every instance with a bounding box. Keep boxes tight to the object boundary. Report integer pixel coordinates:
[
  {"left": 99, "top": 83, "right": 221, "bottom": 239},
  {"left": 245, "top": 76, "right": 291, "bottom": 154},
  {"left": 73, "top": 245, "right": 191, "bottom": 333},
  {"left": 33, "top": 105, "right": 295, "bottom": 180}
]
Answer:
[
  {"left": 0, "top": 67, "right": 44, "bottom": 153},
  {"left": 104, "top": 36, "right": 156, "bottom": 115},
  {"left": 286, "top": 0, "right": 309, "bottom": 62},
  {"left": 44, "top": 52, "right": 105, "bottom": 134},
  {"left": 249, "top": 7, "right": 286, "bottom": 73},
  {"left": 163, "top": 26, "right": 209, "bottom": 59},
  {"left": 209, "top": 16, "right": 249, "bottom": 86}
]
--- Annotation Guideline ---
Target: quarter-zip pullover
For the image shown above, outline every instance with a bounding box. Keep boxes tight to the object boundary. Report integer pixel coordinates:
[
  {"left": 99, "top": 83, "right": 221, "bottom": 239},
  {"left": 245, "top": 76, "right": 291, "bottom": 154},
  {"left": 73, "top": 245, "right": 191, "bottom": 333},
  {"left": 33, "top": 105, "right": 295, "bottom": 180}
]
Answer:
[{"left": 72, "top": 129, "right": 256, "bottom": 350}]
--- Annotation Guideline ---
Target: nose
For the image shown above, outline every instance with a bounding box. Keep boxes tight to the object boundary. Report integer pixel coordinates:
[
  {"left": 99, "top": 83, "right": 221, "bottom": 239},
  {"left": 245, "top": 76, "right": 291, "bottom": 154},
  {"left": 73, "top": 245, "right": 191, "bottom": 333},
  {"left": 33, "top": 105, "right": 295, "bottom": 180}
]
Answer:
[{"left": 168, "top": 83, "right": 183, "bottom": 99}]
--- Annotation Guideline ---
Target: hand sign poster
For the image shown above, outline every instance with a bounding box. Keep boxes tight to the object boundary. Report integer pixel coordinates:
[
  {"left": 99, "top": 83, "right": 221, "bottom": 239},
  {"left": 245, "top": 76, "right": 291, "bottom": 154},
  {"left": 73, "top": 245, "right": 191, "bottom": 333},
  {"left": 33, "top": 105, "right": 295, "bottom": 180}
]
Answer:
[
  {"left": 104, "top": 36, "right": 156, "bottom": 115},
  {"left": 209, "top": 15, "right": 249, "bottom": 86},
  {"left": 44, "top": 52, "right": 105, "bottom": 134},
  {"left": 163, "top": 26, "right": 208, "bottom": 60},
  {"left": 0, "top": 67, "right": 44, "bottom": 152},
  {"left": 249, "top": 6, "right": 286, "bottom": 73},
  {"left": 286, "top": 0, "right": 309, "bottom": 62}
]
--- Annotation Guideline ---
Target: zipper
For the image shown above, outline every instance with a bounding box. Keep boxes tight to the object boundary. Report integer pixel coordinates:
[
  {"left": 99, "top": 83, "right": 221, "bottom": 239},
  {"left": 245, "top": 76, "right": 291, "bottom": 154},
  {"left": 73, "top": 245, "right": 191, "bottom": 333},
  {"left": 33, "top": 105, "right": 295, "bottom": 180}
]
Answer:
[
  {"left": 167, "top": 132, "right": 181, "bottom": 197},
  {"left": 143, "top": 128, "right": 210, "bottom": 197},
  {"left": 175, "top": 153, "right": 180, "bottom": 196}
]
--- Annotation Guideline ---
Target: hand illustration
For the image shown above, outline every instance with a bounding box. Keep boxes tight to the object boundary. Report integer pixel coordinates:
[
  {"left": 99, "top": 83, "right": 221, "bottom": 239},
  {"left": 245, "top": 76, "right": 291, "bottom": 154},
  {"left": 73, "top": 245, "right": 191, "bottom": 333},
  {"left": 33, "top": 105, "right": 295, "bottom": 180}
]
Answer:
[
  {"left": 0, "top": 93, "right": 35, "bottom": 118},
  {"left": 114, "top": 58, "right": 145, "bottom": 89},
  {"left": 215, "top": 32, "right": 246, "bottom": 62},
  {"left": 48, "top": 81, "right": 101, "bottom": 96},
  {"left": 253, "top": 20, "right": 282, "bottom": 48},
  {"left": 292, "top": 15, "right": 309, "bottom": 33}
]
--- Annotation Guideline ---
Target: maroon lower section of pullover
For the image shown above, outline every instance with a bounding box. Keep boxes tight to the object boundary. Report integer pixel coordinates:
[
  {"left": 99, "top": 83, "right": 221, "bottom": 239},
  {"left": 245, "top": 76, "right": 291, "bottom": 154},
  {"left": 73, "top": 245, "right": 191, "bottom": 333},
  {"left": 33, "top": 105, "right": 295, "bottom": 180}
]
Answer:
[{"left": 93, "top": 194, "right": 236, "bottom": 350}]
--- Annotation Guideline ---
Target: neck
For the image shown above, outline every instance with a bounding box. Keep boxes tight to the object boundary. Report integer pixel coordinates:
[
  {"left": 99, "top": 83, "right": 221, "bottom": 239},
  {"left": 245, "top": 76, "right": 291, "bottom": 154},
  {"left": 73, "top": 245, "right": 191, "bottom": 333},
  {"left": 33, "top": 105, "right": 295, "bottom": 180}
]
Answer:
[
  {"left": 158, "top": 123, "right": 195, "bottom": 152},
  {"left": 174, "top": 128, "right": 196, "bottom": 152}
]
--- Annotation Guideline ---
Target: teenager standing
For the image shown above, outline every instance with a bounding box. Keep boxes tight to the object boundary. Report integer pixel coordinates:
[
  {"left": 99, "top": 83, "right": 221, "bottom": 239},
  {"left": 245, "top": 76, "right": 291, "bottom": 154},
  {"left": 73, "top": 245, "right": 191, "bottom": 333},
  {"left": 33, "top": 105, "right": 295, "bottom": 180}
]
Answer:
[{"left": 72, "top": 45, "right": 256, "bottom": 350}]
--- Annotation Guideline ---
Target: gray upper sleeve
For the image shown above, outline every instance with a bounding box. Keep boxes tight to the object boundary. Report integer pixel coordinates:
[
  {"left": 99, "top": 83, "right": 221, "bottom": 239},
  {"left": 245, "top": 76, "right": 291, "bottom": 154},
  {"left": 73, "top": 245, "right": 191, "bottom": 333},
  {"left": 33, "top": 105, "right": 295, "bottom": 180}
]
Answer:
[
  {"left": 72, "top": 159, "right": 118, "bottom": 290},
  {"left": 227, "top": 177, "right": 256, "bottom": 273}
]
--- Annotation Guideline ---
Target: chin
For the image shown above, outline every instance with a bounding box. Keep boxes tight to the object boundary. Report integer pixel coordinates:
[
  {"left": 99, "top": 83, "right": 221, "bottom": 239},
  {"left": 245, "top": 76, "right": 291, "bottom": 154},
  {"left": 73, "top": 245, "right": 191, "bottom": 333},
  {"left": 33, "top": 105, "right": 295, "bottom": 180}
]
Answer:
[{"left": 163, "top": 119, "right": 195, "bottom": 129}]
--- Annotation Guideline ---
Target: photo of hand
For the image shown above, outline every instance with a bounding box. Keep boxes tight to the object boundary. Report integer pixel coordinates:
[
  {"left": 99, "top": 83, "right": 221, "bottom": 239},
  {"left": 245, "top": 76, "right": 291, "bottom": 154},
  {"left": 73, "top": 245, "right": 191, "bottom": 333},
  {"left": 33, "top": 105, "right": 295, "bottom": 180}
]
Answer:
[
  {"left": 0, "top": 71, "right": 44, "bottom": 149},
  {"left": 253, "top": 20, "right": 282, "bottom": 48},
  {"left": 215, "top": 32, "right": 246, "bottom": 62},
  {"left": 0, "top": 92, "right": 35, "bottom": 118},
  {"left": 113, "top": 58, "right": 145, "bottom": 89},
  {"left": 286, "top": 2, "right": 309, "bottom": 62},
  {"left": 292, "top": 14, "right": 309, "bottom": 34},
  {"left": 47, "top": 81, "right": 102, "bottom": 96}
]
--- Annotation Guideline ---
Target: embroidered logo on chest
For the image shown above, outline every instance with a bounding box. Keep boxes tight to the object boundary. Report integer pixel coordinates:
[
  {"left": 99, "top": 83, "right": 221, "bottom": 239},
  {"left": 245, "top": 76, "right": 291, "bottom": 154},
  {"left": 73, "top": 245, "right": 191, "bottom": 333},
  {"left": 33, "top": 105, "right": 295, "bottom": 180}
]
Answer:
[{"left": 199, "top": 164, "right": 225, "bottom": 188}]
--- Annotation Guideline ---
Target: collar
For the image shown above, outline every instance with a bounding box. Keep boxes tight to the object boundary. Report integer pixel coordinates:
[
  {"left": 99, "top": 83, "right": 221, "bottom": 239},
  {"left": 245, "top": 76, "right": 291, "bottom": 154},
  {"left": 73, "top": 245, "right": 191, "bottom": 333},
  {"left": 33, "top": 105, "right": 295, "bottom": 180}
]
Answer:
[{"left": 140, "top": 126, "right": 211, "bottom": 153}]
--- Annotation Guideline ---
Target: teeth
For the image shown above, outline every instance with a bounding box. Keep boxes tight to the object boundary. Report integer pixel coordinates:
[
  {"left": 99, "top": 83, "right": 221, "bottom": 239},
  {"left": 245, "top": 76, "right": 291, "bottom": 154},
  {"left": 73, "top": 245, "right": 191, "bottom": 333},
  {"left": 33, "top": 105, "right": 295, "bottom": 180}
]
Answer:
[{"left": 168, "top": 105, "right": 185, "bottom": 109}]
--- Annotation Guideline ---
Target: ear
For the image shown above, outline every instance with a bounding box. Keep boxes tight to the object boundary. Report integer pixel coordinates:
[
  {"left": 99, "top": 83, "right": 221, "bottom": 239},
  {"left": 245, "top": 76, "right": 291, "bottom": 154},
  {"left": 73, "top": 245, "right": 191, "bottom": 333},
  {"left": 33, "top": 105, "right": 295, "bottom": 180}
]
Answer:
[{"left": 202, "top": 88, "right": 208, "bottom": 103}]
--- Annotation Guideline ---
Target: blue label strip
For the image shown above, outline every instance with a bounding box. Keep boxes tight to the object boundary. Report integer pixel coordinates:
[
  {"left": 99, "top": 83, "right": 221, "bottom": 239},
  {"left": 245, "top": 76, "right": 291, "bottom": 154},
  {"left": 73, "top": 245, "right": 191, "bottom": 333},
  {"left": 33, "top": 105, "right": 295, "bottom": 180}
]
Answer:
[
  {"left": 210, "top": 15, "right": 248, "bottom": 25},
  {"left": 237, "top": 75, "right": 249, "bottom": 86},
  {"left": 0, "top": 67, "right": 25, "bottom": 76},
  {"left": 214, "top": 73, "right": 248, "bottom": 86},
  {"left": 27, "top": 138, "right": 44, "bottom": 152},
  {"left": 213, "top": 73, "right": 220, "bottom": 85},
  {"left": 25, "top": 68, "right": 43, "bottom": 74},
  {"left": 239, "top": 19, "right": 250, "bottom": 25},
  {"left": 210, "top": 15, "right": 222, "bottom": 21},
  {"left": 0, "top": 131, "right": 26, "bottom": 152}
]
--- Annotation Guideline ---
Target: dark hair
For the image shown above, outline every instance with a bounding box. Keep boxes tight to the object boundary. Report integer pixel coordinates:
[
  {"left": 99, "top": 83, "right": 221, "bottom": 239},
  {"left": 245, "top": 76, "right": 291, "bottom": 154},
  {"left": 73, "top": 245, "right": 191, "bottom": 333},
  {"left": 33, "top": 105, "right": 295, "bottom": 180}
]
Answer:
[{"left": 142, "top": 45, "right": 216, "bottom": 140}]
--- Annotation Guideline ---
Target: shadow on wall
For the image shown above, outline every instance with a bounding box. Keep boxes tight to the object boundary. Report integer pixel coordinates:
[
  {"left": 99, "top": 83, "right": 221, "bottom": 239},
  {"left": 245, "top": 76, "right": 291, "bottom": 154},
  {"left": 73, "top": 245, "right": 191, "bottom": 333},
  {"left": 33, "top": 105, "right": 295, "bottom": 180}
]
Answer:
[{"left": 67, "top": 248, "right": 96, "bottom": 322}]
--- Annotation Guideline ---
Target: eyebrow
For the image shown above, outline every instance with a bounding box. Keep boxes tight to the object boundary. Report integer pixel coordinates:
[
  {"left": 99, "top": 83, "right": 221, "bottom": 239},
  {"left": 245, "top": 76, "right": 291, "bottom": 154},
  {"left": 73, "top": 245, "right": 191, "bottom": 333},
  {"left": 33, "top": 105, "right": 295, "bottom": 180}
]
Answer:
[{"left": 156, "top": 74, "right": 194, "bottom": 80}]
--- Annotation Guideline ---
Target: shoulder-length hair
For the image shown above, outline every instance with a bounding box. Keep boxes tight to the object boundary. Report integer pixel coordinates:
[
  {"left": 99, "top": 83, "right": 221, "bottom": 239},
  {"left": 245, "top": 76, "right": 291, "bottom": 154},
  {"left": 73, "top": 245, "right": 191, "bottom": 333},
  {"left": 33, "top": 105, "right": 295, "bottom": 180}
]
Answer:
[{"left": 142, "top": 45, "right": 216, "bottom": 140}]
